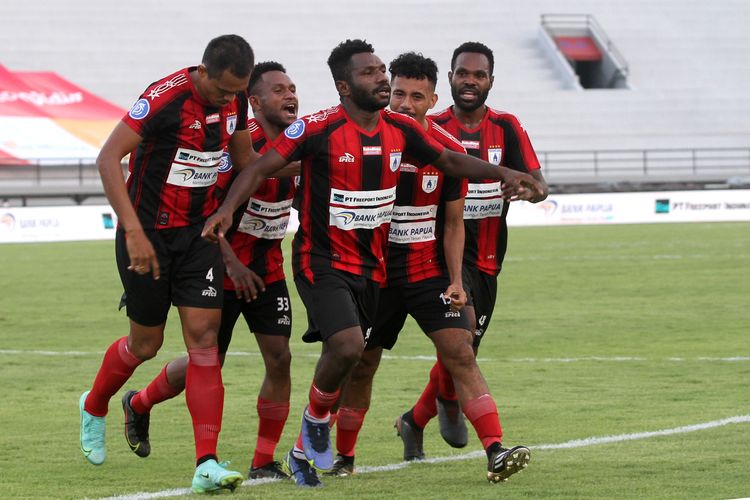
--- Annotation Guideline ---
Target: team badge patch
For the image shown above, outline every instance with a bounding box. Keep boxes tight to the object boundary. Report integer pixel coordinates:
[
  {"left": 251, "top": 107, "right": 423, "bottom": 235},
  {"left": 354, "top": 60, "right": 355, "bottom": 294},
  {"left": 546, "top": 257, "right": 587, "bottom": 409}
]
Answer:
[
  {"left": 422, "top": 174, "right": 439, "bottom": 193},
  {"left": 217, "top": 152, "right": 232, "bottom": 173},
  {"left": 128, "top": 99, "right": 150, "bottom": 120},
  {"left": 284, "top": 119, "right": 306, "bottom": 139},
  {"left": 487, "top": 148, "right": 502, "bottom": 165},
  {"left": 389, "top": 152, "right": 402, "bottom": 172},
  {"left": 226, "top": 115, "right": 237, "bottom": 135}
]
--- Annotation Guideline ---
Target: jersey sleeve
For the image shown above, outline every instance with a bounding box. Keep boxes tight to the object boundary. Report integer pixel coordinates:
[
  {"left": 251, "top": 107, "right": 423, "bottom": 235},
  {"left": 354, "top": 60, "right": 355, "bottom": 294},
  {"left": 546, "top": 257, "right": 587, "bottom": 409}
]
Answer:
[
  {"left": 272, "top": 118, "right": 308, "bottom": 162},
  {"left": 503, "top": 114, "right": 541, "bottom": 172},
  {"left": 121, "top": 90, "right": 171, "bottom": 138},
  {"left": 396, "top": 115, "right": 445, "bottom": 166},
  {"left": 442, "top": 175, "right": 468, "bottom": 202}
]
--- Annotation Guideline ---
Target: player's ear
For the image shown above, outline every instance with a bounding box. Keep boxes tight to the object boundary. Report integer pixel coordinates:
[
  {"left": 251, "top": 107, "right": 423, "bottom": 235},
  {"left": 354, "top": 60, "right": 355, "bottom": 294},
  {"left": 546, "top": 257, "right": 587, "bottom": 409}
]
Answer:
[
  {"left": 197, "top": 64, "right": 208, "bottom": 78},
  {"left": 447, "top": 71, "right": 453, "bottom": 85},
  {"left": 429, "top": 92, "right": 438, "bottom": 110},
  {"left": 248, "top": 94, "right": 261, "bottom": 110},
  {"left": 335, "top": 79, "right": 350, "bottom": 98},
  {"left": 489, "top": 75, "right": 494, "bottom": 89}
]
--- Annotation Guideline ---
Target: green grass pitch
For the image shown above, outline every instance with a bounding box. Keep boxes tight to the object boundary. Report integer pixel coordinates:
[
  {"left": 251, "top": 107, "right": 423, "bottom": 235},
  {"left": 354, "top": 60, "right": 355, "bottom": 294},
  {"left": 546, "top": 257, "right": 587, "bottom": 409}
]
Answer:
[{"left": 0, "top": 222, "right": 748, "bottom": 499}]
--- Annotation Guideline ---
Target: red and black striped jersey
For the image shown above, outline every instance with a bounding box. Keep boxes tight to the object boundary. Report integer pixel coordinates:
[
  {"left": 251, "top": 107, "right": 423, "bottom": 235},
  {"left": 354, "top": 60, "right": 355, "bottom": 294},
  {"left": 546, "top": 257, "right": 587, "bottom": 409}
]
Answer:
[
  {"left": 121, "top": 67, "right": 248, "bottom": 230},
  {"left": 221, "top": 118, "right": 295, "bottom": 289},
  {"left": 273, "top": 105, "right": 445, "bottom": 284},
  {"left": 385, "top": 120, "right": 468, "bottom": 286},
  {"left": 430, "top": 106, "right": 540, "bottom": 276}
]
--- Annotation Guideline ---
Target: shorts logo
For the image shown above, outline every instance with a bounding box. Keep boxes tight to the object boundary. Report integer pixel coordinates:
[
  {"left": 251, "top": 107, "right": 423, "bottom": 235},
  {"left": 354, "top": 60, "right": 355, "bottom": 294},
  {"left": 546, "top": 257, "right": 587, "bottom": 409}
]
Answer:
[
  {"left": 278, "top": 315, "right": 291, "bottom": 326},
  {"left": 217, "top": 152, "right": 232, "bottom": 173},
  {"left": 445, "top": 310, "right": 461, "bottom": 318},
  {"left": 439, "top": 293, "right": 452, "bottom": 305},
  {"left": 128, "top": 99, "right": 150, "bottom": 120},
  {"left": 284, "top": 119, "right": 305, "bottom": 139},
  {"left": 364, "top": 327, "right": 372, "bottom": 341},
  {"left": 487, "top": 148, "right": 502, "bottom": 165},
  {"left": 478, "top": 315, "right": 487, "bottom": 326},
  {"left": 338, "top": 152, "right": 355, "bottom": 163},
  {"left": 201, "top": 286, "right": 217, "bottom": 297},
  {"left": 422, "top": 174, "right": 439, "bottom": 194},
  {"left": 389, "top": 152, "right": 402, "bottom": 172},
  {"left": 226, "top": 115, "right": 237, "bottom": 135}
]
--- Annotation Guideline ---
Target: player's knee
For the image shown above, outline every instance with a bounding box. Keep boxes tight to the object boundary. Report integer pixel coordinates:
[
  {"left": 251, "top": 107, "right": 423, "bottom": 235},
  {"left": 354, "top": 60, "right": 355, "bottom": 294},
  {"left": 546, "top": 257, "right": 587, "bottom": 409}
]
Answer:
[{"left": 265, "top": 348, "right": 292, "bottom": 378}]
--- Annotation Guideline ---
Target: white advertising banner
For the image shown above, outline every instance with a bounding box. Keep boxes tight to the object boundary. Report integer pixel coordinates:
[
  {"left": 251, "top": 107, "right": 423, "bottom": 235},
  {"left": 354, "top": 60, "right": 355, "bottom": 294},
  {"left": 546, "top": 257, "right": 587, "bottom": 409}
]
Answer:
[
  {"left": 0, "top": 205, "right": 118, "bottom": 243},
  {"left": 508, "top": 190, "right": 750, "bottom": 226},
  {"left": 1, "top": 190, "right": 748, "bottom": 244}
]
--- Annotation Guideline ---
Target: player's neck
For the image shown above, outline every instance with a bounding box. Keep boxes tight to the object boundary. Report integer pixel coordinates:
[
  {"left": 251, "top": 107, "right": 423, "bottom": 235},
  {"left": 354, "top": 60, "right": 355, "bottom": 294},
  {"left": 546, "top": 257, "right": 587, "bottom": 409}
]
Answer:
[
  {"left": 255, "top": 114, "right": 282, "bottom": 140},
  {"left": 342, "top": 100, "right": 381, "bottom": 132},
  {"left": 452, "top": 104, "right": 487, "bottom": 130}
]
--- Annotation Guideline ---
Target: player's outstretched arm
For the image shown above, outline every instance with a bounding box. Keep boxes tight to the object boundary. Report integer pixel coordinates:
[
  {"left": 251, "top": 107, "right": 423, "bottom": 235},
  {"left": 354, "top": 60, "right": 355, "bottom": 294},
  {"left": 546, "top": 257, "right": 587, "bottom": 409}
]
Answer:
[
  {"left": 434, "top": 149, "right": 545, "bottom": 201},
  {"left": 202, "top": 149, "right": 290, "bottom": 241},
  {"left": 97, "top": 121, "right": 160, "bottom": 279}
]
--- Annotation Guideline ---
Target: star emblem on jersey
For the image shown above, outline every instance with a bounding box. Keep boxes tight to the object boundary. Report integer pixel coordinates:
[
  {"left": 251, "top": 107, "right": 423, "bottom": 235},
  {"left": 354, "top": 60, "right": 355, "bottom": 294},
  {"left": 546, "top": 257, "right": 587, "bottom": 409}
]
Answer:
[{"left": 146, "top": 73, "right": 188, "bottom": 100}]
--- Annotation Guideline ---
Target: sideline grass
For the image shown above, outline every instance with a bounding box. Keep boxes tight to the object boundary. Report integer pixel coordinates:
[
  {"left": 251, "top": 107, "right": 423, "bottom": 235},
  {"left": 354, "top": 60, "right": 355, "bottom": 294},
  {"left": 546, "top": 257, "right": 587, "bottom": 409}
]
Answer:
[{"left": 0, "top": 222, "right": 748, "bottom": 499}]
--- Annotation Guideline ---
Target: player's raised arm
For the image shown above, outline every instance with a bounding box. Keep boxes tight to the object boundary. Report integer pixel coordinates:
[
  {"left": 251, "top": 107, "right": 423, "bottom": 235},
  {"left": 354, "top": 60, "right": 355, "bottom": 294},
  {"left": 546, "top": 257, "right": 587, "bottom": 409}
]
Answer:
[{"left": 202, "top": 149, "right": 290, "bottom": 241}]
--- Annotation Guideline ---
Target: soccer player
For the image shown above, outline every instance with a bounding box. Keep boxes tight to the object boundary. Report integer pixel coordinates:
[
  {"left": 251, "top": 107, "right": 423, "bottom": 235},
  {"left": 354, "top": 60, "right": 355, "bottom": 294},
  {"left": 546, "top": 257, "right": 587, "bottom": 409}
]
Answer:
[
  {"left": 398, "top": 41, "right": 549, "bottom": 463},
  {"left": 202, "top": 39, "right": 544, "bottom": 488},
  {"left": 325, "top": 52, "right": 532, "bottom": 483},
  {"left": 79, "top": 35, "right": 255, "bottom": 493},
  {"left": 119, "top": 61, "right": 299, "bottom": 481}
]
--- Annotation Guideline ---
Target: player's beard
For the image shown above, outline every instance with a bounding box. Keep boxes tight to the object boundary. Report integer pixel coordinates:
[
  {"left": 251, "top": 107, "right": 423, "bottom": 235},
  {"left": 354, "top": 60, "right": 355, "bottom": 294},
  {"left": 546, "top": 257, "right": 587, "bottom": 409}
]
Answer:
[
  {"left": 451, "top": 85, "right": 490, "bottom": 113},
  {"left": 350, "top": 83, "right": 389, "bottom": 112}
]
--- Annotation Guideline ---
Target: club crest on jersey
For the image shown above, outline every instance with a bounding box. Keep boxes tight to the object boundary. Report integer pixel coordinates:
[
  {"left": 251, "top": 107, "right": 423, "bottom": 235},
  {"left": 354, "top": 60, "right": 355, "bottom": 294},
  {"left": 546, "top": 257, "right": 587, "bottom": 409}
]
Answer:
[
  {"left": 389, "top": 152, "right": 402, "bottom": 172},
  {"left": 217, "top": 152, "right": 232, "bottom": 173},
  {"left": 284, "top": 119, "right": 305, "bottom": 139},
  {"left": 128, "top": 99, "right": 150, "bottom": 120},
  {"left": 488, "top": 148, "right": 502, "bottom": 165},
  {"left": 226, "top": 115, "right": 237, "bottom": 135},
  {"left": 422, "top": 174, "right": 439, "bottom": 193}
]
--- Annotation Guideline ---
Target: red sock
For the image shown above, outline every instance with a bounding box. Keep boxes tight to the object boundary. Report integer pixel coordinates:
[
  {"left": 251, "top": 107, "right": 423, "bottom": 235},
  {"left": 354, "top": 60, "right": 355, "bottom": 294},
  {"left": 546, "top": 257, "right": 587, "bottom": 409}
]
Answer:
[
  {"left": 85, "top": 337, "right": 142, "bottom": 416},
  {"left": 252, "top": 398, "right": 290, "bottom": 468},
  {"left": 435, "top": 354, "right": 457, "bottom": 401},
  {"left": 131, "top": 364, "right": 182, "bottom": 414},
  {"left": 307, "top": 383, "right": 340, "bottom": 419},
  {"left": 185, "top": 347, "right": 223, "bottom": 461},
  {"left": 463, "top": 394, "right": 503, "bottom": 450},
  {"left": 335, "top": 407, "right": 368, "bottom": 457},
  {"left": 412, "top": 362, "right": 439, "bottom": 428}
]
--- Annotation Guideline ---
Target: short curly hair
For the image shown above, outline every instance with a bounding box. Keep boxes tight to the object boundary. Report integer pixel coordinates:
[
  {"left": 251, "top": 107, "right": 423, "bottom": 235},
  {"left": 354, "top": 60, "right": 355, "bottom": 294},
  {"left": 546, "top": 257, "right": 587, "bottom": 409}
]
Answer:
[
  {"left": 389, "top": 52, "right": 438, "bottom": 87},
  {"left": 451, "top": 41, "right": 494, "bottom": 75},
  {"left": 327, "top": 39, "right": 375, "bottom": 82},
  {"left": 247, "top": 61, "right": 286, "bottom": 95}
]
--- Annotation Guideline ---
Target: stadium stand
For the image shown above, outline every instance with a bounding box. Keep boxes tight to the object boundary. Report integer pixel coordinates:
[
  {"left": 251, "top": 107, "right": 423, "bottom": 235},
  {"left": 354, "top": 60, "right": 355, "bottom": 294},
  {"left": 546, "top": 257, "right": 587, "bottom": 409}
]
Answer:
[{"left": 1, "top": 0, "right": 749, "bottom": 203}]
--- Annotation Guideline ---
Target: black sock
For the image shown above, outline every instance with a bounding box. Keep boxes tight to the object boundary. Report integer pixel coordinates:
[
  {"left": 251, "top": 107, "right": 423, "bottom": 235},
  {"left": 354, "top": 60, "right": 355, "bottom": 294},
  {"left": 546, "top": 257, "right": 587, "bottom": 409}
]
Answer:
[
  {"left": 402, "top": 409, "right": 423, "bottom": 430},
  {"left": 486, "top": 441, "right": 502, "bottom": 460},
  {"left": 197, "top": 454, "right": 218, "bottom": 467}
]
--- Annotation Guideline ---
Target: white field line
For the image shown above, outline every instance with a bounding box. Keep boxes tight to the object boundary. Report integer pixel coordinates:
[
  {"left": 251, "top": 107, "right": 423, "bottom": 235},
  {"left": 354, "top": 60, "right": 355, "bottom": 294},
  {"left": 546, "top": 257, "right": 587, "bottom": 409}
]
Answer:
[
  {"left": 94, "top": 415, "right": 750, "bottom": 500},
  {"left": 1, "top": 349, "right": 749, "bottom": 363}
]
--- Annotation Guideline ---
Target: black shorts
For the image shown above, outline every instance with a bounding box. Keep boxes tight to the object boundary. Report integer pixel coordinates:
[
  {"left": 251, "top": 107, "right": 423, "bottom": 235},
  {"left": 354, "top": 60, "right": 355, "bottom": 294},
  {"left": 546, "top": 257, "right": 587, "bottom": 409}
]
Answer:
[
  {"left": 294, "top": 269, "right": 380, "bottom": 343},
  {"left": 366, "top": 276, "right": 470, "bottom": 350},
  {"left": 462, "top": 264, "right": 498, "bottom": 346},
  {"left": 218, "top": 279, "right": 292, "bottom": 354},
  {"left": 116, "top": 225, "right": 224, "bottom": 327}
]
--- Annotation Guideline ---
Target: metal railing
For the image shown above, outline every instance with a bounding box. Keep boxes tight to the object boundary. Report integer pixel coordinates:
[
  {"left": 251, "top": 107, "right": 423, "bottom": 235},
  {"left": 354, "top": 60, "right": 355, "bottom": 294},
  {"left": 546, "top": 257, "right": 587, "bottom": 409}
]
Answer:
[{"left": 538, "top": 147, "right": 750, "bottom": 182}]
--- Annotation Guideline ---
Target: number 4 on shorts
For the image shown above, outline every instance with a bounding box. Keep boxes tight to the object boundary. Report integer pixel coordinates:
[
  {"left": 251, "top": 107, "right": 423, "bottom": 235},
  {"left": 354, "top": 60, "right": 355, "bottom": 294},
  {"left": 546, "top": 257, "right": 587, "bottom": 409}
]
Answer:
[{"left": 206, "top": 267, "right": 214, "bottom": 282}]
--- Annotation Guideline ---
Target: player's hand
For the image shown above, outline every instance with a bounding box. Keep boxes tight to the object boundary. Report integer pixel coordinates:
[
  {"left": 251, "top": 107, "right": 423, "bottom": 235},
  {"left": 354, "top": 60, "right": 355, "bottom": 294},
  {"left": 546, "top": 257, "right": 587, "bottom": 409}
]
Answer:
[
  {"left": 501, "top": 172, "right": 545, "bottom": 202},
  {"left": 226, "top": 263, "right": 265, "bottom": 302},
  {"left": 125, "top": 228, "right": 160, "bottom": 280},
  {"left": 444, "top": 283, "right": 467, "bottom": 311},
  {"left": 202, "top": 209, "right": 232, "bottom": 242}
]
